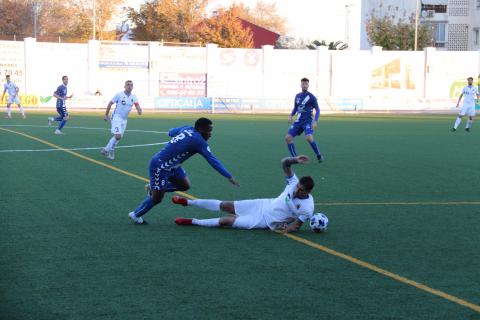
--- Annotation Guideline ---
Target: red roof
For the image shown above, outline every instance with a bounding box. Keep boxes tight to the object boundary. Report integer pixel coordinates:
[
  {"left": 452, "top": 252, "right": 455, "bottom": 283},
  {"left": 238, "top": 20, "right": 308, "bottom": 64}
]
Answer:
[{"left": 237, "top": 18, "right": 280, "bottom": 48}]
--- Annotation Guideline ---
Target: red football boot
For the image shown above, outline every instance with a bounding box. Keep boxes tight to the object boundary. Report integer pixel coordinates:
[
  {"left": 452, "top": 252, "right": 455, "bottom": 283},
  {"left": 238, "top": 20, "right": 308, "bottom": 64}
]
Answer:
[
  {"left": 172, "top": 196, "right": 189, "bottom": 206},
  {"left": 175, "top": 218, "right": 193, "bottom": 225}
]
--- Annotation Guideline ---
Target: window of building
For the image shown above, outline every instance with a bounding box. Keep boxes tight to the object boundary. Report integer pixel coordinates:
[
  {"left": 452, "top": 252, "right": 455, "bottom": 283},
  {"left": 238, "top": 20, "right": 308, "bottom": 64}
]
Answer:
[
  {"left": 434, "top": 22, "right": 447, "bottom": 47},
  {"left": 477, "top": 0, "right": 480, "bottom": 9},
  {"left": 421, "top": 4, "right": 447, "bottom": 13},
  {"left": 474, "top": 28, "right": 479, "bottom": 46}
]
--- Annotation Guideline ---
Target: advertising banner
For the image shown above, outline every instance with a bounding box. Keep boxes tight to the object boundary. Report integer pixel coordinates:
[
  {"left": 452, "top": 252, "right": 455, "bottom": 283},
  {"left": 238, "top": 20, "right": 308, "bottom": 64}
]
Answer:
[{"left": 159, "top": 73, "right": 206, "bottom": 97}]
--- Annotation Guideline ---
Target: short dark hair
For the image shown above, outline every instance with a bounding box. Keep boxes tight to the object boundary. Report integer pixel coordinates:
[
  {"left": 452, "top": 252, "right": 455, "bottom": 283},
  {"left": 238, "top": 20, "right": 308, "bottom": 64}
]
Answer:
[
  {"left": 467, "top": 77, "right": 473, "bottom": 80},
  {"left": 125, "top": 80, "right": 133, "bottom": 85},
  {"left": 299, "top": 176, "right": 314, "bottom": 191},
  {"left": 195, "top": 117, "right": 213, "bottom": 130},
  {"left": 301, "top": 78, "right": 309, "bottom": 83},
  {"left": 6, "top": 74, "right": 10, "bottom": 78},
  {"left": 62, "top": 75, "right": 68, "bottom": 80}
]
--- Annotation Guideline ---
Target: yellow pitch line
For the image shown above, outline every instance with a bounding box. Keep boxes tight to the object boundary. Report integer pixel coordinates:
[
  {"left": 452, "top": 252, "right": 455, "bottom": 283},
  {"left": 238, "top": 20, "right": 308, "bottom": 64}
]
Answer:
[
  {"left": 280, "top": 232, "right": 480, "bottom": 313},
  {"left": 0, "top": 127, "right": 195, "bottom": 200},
  {"left": 316, "top": 201, "right": 480, "bottom": 206},
  {"left": 3, "top": 127, "right": 480, "bottom": 314}
]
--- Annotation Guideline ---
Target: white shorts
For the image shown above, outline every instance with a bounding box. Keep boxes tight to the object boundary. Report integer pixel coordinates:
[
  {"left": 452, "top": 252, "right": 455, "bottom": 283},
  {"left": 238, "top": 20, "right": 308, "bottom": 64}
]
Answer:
[
  {"left": 459, "top": 105, "right": 475, "bottom": 117},
  {"left": 232, "top": 199, "right": 270, "bottom": 229},
  {"left": 111, "top": 118, "right": 127, "bottom": 135},
  {"left": 7, "top": 96, "right": 20, "bottom": 105}
]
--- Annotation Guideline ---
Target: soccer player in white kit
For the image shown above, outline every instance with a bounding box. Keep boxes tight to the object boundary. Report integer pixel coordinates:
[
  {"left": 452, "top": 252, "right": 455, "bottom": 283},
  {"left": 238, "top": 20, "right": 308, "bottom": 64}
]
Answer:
[
  {"left": 451, "top": 77, "right": 480, "bottom": 132},
  {"left": 2, "top": 75, "right": 25, "bottom": 119},
  {"left": 101, "top": 80, "right": 142, "bottom": 160},
  {"left": 173, "top": 155, "right": 315, "bottom": 233}
]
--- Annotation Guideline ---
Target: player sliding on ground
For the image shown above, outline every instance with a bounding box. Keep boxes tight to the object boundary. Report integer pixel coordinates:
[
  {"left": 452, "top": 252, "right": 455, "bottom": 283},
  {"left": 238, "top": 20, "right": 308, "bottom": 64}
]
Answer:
[
  {"left": 128, "top": 117, "right": 239, "bottom": 225},
  {"left": 173, "top": 155, "right": 316, "bottom": 233}
]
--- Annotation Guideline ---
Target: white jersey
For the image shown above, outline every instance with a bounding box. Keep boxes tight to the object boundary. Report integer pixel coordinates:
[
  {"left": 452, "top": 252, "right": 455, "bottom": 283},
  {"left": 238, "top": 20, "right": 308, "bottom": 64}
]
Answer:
[
  {"left": 263, "top": 174, "right": 315, "bottom": 230},
  {"left": 4, "top": 81, "right": 18, "bottom": 96},
  {"left": 461, "top": 85, "right": 479, "bottom": 107},
  {"left": 110, "top": 91, "right": 138, "bottom": 121}
]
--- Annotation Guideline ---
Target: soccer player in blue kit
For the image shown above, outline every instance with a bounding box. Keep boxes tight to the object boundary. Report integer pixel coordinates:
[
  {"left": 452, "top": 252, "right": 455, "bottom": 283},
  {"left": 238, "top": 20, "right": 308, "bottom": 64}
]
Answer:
[
  {"left": 128, "top": 117, "right": 240, "bottom": 224},
  {"left": 285, "top": 78, "right": 324, "bottom": 162},
  {"left": 48, "top": 75, "right": 73, "bottom": 135}
]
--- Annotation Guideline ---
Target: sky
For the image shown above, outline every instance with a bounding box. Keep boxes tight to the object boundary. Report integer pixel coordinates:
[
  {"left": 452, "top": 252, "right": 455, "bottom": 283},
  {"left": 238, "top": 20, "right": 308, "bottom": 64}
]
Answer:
[{"left": 127, "top": 0, "right": 360, "bottom": 43}]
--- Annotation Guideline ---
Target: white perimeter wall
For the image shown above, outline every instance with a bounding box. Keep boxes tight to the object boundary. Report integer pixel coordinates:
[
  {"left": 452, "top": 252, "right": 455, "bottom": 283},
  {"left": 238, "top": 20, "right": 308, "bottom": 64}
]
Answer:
[{"left": 0, "top": 39, "right": 479, "bottom": 112}]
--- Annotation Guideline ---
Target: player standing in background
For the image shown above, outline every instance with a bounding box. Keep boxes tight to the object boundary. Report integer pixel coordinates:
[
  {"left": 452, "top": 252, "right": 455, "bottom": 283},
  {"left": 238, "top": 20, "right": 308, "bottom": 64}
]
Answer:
[
  {"left": 128, "top": 117, "right": 239, "bottom": 225},
  {"left": 173, "top": 155, "right": 315, "bottom": 233},
  {"left": 2, "top": 75, "right": 26, "bottom": 119},
  {"left": 451, "top": 77, "right": 480, "bottom": 132},
  {"left": 285, "top": 78, "right": 324, "bottom": 162},
  {"left": 48, "top": 76, "right": 73, "bottom": 135},
  {"left": 101, "top": 80, "right": 142, "bottom": 160}
]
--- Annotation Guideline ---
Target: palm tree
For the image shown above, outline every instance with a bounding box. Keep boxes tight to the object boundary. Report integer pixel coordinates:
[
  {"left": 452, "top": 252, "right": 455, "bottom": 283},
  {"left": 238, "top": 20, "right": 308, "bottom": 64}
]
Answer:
[{"left": 307, "top": 40, "right": 348, "bottom": 50}]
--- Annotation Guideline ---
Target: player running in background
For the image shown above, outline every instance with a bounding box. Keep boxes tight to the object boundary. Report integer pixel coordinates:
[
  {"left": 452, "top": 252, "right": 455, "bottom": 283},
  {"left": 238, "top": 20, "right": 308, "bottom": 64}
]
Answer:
[
  {"left": 173, "top": 155, "right": 314, "bottom": 233},
  {"left": 285, "top": 78, "right": 324, "bottom": 162},
  {"left": 48, "top": 76, "right": 73, "bottom": 135},
  {"left": 2, "top": 75, "right": 26, "bottom": 119},
  {"left": 128, "top": 117, "right": 239, "bottom": 224},
  {"left": 101, "top": 80, "right": 142, "bottom": 160},
  {"left": 451, "top": 76, "right": 480, "bottom": 132}
]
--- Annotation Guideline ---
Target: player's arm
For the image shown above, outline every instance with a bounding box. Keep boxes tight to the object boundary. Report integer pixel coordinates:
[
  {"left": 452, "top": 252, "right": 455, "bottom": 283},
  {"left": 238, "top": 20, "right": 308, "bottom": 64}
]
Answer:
[
  {"left": 288, "top": 103, "right": 298, "bottom": 123},
  {"left": 281, "top": 219, "right": 303, "bottom": 233},
  {"left": 456, "top": 92, "right": 464, "bottom": 107},
  {"left": 134, "top": 101, "right": 142, "bottom": 115},
  {"left": 2, "top": 86, "right": 6, "bottom": 99},
  {"left": 104, "top": 100, "right": 114, "bottom": 121},
  {"left": 312, "top": 96, "right": 320, "bottom": 129},
  {"left": 199, "top": 144, "right": 239, "bottom": 186},
  {"left": 53, "top": 86, "right": 64, "bottom": 100},
  {"left": 281, "top": 155, "right": 309, "bottom": 178}
]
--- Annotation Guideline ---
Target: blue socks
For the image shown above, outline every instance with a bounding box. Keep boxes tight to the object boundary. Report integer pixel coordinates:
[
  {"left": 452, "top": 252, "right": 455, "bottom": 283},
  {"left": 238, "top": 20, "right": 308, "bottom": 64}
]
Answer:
[
  {"left": 134, "top": 196, "right": 157, "bottom": 218},
  {"left": 309, "top": 141, "right": 321, "bottom": 157},
  {"left": 287, "top": 143, "right": 297, "bottom": 157},
  {"left": 58, "top": 119, "right": 67, "bottom": 130}
]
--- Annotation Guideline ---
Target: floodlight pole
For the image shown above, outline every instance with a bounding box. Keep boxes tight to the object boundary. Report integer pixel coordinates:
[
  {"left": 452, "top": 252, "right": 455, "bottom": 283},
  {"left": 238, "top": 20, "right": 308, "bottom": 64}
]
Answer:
[
  {"left": 414, "top": 0, "right": 419, "bottom": 51},
  {"left": 93, "top": 0, "right": 96, "bottom": 40}
]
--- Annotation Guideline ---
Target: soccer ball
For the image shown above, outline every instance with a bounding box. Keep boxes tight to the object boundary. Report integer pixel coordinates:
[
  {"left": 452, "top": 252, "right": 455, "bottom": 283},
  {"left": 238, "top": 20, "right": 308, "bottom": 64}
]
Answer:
[{"left": 310, "top": 213, "right": 329, "bottom": 232}]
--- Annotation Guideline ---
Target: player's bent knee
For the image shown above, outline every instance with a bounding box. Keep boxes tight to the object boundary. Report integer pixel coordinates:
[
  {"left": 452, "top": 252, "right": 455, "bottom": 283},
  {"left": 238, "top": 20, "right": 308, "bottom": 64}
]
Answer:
[
  {"left": 220, "top": 202, "right": 235, "bottom": 214},
  {"left": 219, "top": 216, "right": 235, "bottom": 227},
  {"left": 115, "top": 134, "right": 122, "bottom": 140}
]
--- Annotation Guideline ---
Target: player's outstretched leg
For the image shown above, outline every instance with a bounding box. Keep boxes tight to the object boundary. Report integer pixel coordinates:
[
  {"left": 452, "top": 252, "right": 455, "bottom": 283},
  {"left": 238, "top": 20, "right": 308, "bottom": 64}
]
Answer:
[
  {"left": 175, "top": 216, "right": 236, "bottom": 228},
  {"left": 306, "top": 134, "right": 324, "bottom": 163},
  {"left": 465, "top": 116, "right": 473, "bottom": 132},
  {"left": 452, "top": 116, "right": 462, "bottom": 132},
  {"left": 5, "top": 104, "right": 11, "bottom": 118},
  {"left": 172, "top": 197, "right": 221, "bottom": 211},
  {"left": 285, "top": 134, "right": 297, "bottom": 157}
]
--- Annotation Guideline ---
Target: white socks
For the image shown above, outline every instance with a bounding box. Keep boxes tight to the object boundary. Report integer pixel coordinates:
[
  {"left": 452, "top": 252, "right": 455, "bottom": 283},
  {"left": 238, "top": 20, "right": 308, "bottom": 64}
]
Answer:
[
  {"left": 19, "top": 106, "right": 24, "bottom": 116},
  {"left": 6, "top": 107, "right": 11, "bottom": 116},
  {"left": 188, "top": 199, "right": 221, "bottom": 211},
  {"left": 454, "top": 117, "right": 462, "bottom": 129},
  {"left": 105, "top": 137, "right": 117, "bottom": 151},
  {"left": 466, "top": 120, "right": 472, "bottom": 129},
  {"left": 192, "top": 218, "right": 220, "bottom": 227}
]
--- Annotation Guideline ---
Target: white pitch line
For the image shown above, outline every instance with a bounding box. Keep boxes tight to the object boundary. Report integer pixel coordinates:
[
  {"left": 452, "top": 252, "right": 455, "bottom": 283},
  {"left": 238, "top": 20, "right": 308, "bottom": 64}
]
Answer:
[
  {"left": 0, "top": 124, "right": 168, "bottom": 134},
  {"left": 0, "top": 141, "right": 168, "bottom": 153}
]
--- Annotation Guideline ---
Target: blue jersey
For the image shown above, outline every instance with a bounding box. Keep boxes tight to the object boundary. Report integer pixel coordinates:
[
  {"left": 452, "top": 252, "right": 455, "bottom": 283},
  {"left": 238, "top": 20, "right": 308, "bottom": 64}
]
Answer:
[
  {"left": 54, "top": 84, "right": 68, "bottom": 108},
  {"left": 152, "top": 126, "right": 232, "bottom": 179},
  {"left": 291, "top": 91, "right": 320, "bottom": 123}
]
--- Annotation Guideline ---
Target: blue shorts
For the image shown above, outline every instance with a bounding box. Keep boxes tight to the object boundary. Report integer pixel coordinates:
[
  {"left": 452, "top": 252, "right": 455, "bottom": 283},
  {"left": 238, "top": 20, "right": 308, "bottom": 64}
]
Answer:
[
  {"left": 149, "top": 158, "right": 187, "bottom": 191},
  {"left": 56, "top": 105, "right": 68, "bottom": 118},
  {"left": 288, "top": 121, "right": 314, "bottom": 137}
]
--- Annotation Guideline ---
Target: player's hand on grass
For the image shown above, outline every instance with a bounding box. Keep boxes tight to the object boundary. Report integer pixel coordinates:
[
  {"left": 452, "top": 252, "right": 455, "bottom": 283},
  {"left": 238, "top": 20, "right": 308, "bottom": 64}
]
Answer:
[
  {"left": 137, "top": 108, "right": 142, "bottom": 115},
  {"left": 311, "top": 121, "right": 317, "bottom": 130},
  {"left": 228, "top": 177, "right": 240, "bottom": 187},
  {"left": 104, "top": 114, "right": 109, "bottom": 122},
  {"left": 295, "top": 155, "right": 310, "bottom": 164},
  {"left": 288, "top": 116, "right": 293, "bottom": 124}
]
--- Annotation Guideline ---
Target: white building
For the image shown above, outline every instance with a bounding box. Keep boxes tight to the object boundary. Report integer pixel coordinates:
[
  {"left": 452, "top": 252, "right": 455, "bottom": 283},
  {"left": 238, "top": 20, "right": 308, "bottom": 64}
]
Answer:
[{"left": 358, "top": 0, "right": 480, "bottom": 50}]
